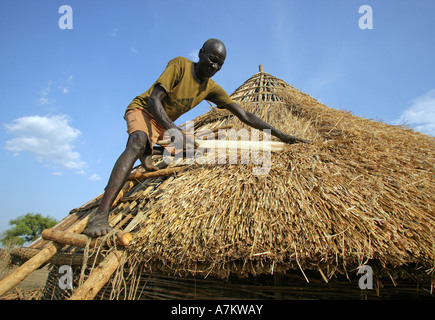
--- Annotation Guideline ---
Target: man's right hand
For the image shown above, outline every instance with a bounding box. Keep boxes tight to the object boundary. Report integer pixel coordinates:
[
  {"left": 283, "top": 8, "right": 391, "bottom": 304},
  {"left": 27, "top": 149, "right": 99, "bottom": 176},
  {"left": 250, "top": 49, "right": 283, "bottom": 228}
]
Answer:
[
  {"left": 279, "top": 133, "right": 310, "bottom": 144},
  {"left": 182, "top": 131, "right": 199, "bottom": 150},
  {"left": 167, "top": 129, "right": 198, "bottom": 157}
]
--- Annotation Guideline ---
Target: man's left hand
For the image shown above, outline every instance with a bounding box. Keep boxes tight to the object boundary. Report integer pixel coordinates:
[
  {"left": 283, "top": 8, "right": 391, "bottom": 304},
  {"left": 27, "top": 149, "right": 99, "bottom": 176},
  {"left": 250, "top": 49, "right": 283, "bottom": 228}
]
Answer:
[{"left": 279, "top": 133, "right": 310, "bottom": 144}]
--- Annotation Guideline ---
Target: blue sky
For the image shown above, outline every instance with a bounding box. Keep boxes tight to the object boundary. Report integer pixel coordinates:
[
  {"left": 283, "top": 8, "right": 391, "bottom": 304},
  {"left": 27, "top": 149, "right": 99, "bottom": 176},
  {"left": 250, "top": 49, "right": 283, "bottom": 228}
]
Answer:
[{"left": 1, "top": 0, "right": 434, "bottom": 237}]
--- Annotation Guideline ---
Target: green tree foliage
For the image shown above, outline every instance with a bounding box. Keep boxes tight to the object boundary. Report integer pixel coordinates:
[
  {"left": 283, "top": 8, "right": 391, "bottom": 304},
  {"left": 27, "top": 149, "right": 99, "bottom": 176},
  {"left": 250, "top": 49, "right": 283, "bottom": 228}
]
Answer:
[{"left": 1, "top": 213, "right": 57, "bottom": 247}]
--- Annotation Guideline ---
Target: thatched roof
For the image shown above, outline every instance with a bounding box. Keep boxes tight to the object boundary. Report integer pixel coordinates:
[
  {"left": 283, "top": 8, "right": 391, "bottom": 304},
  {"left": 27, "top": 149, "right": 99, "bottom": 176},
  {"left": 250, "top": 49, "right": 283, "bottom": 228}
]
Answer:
[
  {"left": 29, "top": 65, "right": 435, "bottom": 285},
  {"left": 124, "top": 66, "right": 435, "bottom": 280}
]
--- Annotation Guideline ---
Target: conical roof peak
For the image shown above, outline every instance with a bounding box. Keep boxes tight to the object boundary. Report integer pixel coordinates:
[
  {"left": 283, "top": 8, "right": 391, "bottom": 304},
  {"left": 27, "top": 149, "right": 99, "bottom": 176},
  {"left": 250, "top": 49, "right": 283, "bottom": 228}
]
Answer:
[{"left": 230, "top": 65, "right": 293, "bottom": 103}]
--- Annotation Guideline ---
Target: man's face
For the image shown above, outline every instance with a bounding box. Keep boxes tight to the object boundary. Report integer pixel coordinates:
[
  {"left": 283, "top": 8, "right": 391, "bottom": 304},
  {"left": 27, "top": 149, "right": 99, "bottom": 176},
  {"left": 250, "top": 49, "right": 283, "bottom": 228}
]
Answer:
[{"left": 197, "top": 43, "right": 226, "bottom": 80}]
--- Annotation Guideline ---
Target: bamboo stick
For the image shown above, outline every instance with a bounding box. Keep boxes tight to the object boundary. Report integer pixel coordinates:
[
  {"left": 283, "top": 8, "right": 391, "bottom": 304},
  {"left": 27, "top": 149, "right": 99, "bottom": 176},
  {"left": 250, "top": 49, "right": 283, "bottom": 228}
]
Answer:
[{"left": 0, "top": 215, "right": 89, "bottom": 297}]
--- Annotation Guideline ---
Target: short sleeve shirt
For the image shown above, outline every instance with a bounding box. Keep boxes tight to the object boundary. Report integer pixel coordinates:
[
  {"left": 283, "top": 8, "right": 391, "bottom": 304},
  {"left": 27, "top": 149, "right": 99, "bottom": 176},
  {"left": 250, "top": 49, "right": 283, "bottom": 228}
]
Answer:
[{"left": 127, "top": 57, "right": 234, "bottom": 121}]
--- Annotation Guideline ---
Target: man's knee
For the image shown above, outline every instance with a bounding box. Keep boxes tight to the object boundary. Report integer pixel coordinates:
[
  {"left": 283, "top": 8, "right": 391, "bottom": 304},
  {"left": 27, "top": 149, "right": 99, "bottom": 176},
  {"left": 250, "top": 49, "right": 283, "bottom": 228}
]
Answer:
[{"left": 126, "top": 131, "right": 149, "bottom": 155}]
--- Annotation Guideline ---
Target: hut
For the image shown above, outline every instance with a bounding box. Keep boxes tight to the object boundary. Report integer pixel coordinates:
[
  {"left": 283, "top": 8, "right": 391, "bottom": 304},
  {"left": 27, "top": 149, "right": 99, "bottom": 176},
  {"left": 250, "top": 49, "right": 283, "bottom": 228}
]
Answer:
[{"left": 2, "top": 65, "right": 434, "bottom": 300}]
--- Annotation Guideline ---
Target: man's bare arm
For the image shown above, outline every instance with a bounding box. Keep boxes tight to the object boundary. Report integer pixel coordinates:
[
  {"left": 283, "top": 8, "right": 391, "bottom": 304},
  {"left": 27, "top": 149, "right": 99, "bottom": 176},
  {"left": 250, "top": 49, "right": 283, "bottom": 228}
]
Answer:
[
  {"left": 223, "top": 102, "right": 309, "bottom": 144},
  {"left": 148, "top": 85, "right": 198, "bottom": 148},
  {"left": 147, "top": 85, "right": 178, "bottom": 130}
]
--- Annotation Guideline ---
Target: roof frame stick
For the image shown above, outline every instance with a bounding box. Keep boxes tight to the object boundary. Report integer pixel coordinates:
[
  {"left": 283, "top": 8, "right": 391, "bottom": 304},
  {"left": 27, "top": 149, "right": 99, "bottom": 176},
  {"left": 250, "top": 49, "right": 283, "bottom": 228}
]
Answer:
[
  {"left": 67, "top": 249, "right": 122, "bottom": 300},
  {"left": 67, "top": 211, "right": 143, "bottom": 300},
  {"left": 0, "top": 215, "right": 90, "bottom": 297},
  {"left": 41, "top": 229, "right": 133, "bottom": 248},
  {"left": 127, "top": 165, "right": 186, "bottom": 181}
]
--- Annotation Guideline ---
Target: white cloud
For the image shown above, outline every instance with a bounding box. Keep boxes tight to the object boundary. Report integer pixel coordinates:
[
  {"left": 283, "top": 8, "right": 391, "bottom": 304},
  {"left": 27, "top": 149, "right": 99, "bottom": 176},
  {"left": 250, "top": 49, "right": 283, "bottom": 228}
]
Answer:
[
  {"left": 109, "top": 27, "right": 119, "bottom": 37},
  {"left": 37, "top": 75, "right": 72, "bottom": 106},
  {"left": 89, "top": 173, "right": 101, "bottom": 181},
  {"left": 393, "top": 89, "right": 435, "bottom": 136},
  {"left": 58, "top": 74, "right": 73, "bottom": 94},
  {"left": 189, "top": 50, "right": 199, "bottom": 62},
  {"left": 4, "top": 114, "right": 87, "bottom": 171},
  {"left": 37, "top": 82, "right": 53, "bottom": 106},
  {"left": 38, "top": 97, "right": 49, "bottom": 105},
  {"left": 131, "top": 47, "right": 139, "bottom": 54}
]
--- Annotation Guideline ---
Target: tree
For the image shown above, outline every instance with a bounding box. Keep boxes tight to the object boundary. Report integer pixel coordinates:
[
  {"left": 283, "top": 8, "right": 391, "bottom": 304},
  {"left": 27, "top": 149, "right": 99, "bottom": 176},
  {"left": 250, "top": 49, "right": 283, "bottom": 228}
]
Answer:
[{"left": 1, "top": 213, "right": 57, "bottom": 247}]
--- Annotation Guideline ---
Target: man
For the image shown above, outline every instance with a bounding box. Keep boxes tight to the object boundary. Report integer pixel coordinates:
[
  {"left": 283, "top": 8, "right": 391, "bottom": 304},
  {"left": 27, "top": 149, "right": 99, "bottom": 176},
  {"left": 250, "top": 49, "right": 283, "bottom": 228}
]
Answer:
[{"left": 84, "top": 39, "right": 308, "bottom": 237}]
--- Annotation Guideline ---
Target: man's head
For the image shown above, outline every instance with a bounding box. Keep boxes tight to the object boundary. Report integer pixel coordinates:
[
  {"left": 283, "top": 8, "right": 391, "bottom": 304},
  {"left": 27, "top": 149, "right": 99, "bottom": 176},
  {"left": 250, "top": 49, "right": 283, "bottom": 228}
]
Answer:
[{"left": 195, "top": 39, "right": 227, "bottom": 81}]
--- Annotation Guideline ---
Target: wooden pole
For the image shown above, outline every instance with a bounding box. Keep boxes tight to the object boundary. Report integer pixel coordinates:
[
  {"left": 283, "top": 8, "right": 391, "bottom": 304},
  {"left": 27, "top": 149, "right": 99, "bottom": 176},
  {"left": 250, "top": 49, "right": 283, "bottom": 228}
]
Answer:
[
  {"left": 0, "top": 243, "right": 62, "bottom": 297},
  {"left": 196, "top": 125, "right": 233, "bottom": 137},
  {"left": 41, "top": 229, "right": 133, "bottom": 248},
  {"left": 128, "top": 166, "right": 186, "bottom": 181},
  {"left": 68, "top": 250, "right": 122, "bottom": 300},
  {"left": 156, "top": 139, "right": 285, "bottom": 152},
  {"left": 9, "top": 247, "right": 102, "bottom": 267},
  {"left": 67, "top": 227, "right": 137, "bottom": 300},
  {"left": 0, "top": 215, "right": 89, "bottom": 297},
  {"left": 67, "top": 202, "right": 145, "bottom": 300}
]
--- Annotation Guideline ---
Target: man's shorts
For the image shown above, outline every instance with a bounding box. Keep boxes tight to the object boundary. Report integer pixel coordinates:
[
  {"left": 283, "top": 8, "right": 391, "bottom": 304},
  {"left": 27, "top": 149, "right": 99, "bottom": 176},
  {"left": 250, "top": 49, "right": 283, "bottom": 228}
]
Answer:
[{"left": 124, "top": 108, "right": 167, "bottom": 149}]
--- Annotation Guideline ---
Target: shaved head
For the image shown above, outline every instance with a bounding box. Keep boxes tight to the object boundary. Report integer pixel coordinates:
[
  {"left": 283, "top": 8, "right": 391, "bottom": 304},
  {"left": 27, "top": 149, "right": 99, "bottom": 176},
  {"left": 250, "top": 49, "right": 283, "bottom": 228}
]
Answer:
[
  {"left": 201, "top": 38, "right": 227, "bottom": 59},
  {"left": 194, "top": 38, "right": 227, "bottom": 81}
]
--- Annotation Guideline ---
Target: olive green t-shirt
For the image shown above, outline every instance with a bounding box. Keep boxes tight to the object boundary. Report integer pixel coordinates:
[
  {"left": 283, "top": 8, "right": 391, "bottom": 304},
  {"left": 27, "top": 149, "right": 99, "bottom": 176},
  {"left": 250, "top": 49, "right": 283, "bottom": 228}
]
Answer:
[{"left": 127, "top": 57, "right": 234, "bottom": 121}]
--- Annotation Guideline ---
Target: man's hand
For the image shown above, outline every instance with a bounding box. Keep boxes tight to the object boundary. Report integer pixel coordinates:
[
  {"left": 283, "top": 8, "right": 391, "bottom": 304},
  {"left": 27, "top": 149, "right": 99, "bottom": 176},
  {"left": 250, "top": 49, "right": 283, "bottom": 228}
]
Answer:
[
  {"left": 167, "top": 129, "right": 198, "bottom": 158},
  {"left": 224, "top": 103, "right": 310, "bottom": 144},
  {"left": 182, "top": 131, "right": 199, "bottom": 150},
  {"left": 279, "top": 133, "right": 310, "bottom": 144}
]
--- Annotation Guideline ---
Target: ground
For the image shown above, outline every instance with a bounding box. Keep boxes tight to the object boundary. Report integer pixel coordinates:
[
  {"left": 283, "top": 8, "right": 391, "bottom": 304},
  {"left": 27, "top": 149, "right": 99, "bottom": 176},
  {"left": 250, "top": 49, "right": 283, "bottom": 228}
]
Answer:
[{"left": 0, "top": 250, "right": 49, "bottom": 300}]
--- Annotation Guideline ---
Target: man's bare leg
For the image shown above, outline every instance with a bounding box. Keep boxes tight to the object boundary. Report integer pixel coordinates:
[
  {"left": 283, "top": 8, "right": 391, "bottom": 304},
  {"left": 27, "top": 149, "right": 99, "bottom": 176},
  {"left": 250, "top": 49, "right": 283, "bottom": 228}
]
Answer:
[{"left": 84, "top": 131, "right": 149, "bottom": 237}]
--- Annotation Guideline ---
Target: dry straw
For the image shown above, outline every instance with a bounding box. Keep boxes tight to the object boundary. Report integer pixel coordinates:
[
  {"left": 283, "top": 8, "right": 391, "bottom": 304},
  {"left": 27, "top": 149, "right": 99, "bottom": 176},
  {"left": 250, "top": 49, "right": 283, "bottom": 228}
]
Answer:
[
  {"left": 120, "top": 71, "right": 435, "bottom": 285},
  {"left": 26, "top": 68, "right": 434, "bottom": 299}
]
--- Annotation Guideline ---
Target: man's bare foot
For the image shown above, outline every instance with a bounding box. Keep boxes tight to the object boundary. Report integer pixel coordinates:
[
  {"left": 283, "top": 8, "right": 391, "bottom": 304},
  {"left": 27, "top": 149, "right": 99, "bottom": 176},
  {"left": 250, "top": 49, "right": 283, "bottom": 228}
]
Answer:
[
  {"left": 83, "top": 214, "right": 113, "bottom": 237},
  {"left": 140, "top": 153, "right": 159, "bottom": 172}
]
